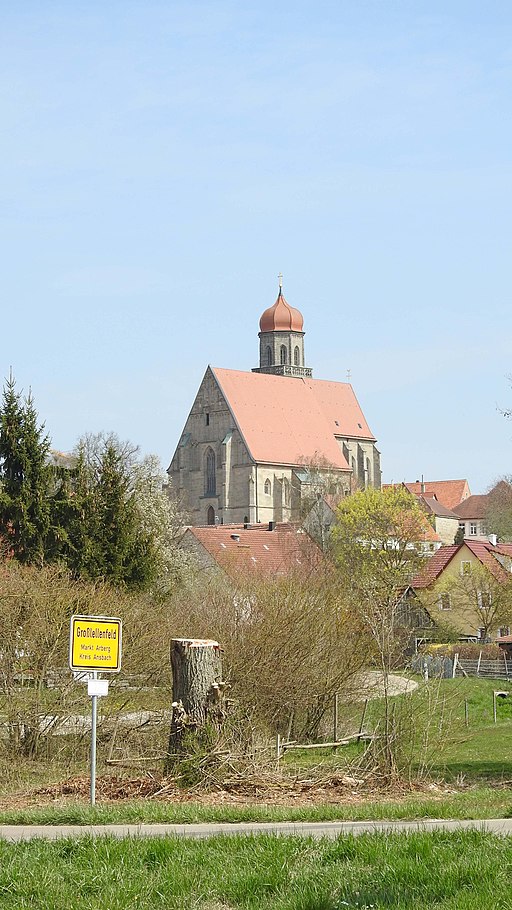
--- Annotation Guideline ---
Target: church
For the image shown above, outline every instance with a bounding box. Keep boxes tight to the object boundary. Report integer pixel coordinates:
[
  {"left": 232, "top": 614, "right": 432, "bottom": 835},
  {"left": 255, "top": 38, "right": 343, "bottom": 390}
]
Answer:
[{"left": 168, "top": 281, "right": 381, "bottom": 526}]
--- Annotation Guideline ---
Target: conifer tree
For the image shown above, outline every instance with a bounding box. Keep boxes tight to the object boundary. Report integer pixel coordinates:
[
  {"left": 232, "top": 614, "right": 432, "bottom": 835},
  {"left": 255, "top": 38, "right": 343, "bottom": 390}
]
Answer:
[
  {"left": 67, "top": 438, "right": 157, "bottom": 589},
  {"left": 0, "top": 376, "right": 52, "bottom": 564}
]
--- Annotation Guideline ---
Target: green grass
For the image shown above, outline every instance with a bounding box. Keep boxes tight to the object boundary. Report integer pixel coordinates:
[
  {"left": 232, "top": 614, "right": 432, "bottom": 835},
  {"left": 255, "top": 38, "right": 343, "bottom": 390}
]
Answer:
[
  {"left": 1, "top": 831, "right": 512, "bottom": 908},
  {"left": 0, "top": 787, "right": 511, "bottom": 825}
]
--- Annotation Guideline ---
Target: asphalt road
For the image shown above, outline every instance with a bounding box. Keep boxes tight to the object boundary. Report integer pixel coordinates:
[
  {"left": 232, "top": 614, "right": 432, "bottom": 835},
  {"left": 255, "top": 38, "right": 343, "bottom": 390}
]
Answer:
[{"left": 2, "top": 818, "right": 512, "bottom": 841}]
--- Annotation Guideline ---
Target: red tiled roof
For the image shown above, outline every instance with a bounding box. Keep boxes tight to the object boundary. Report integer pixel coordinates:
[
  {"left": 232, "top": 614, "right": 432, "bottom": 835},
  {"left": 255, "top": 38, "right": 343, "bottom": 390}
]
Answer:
[
  {"left": 182, "top": 523, "right": 323, "bottom": 577},
  {"left": 413, "top": 545, "right": 460, "bottom": 588},
  {"left": 453, "top": 494, "right": 489, "bottom": 520},
  {"left": 212, "top": 368, "right": 375, "bottom": 470},
  {"left": 404, "top": 480, "right": 470, "bottom": 510},
  {"left": 463, "top": 539, "right": 510, "bottom": 582},
  {"left": 413, "top": 539, "right": 510, "bottom": 588}
]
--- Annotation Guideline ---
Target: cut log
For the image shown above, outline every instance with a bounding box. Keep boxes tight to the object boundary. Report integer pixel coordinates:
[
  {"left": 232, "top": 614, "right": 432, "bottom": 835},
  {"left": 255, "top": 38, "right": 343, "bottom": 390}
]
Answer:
[{"left": 166, "top": 638, "right": 225, "bottom": 766}]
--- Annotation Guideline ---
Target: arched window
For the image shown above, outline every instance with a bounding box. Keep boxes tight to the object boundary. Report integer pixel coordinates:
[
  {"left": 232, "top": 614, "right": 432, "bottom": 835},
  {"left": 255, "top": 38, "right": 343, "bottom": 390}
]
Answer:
[
  {"left": 294, "top": 346, "right": 300, "bottom": 366},
  {"left": 207, "top": 506, "right": 215, "bottom": 525},
  {"left": 366, "top": 457, "right": 372, "bottom": 487},
  {"left": 266, "top": 346, "right": 273, "bottom": 366},
  {"left": 280, "top": 345, "right": 287, "bottom": 365},
  {"left": 264, "top": 478, "right": 271, "bottom": 496},
  {"left": 205, "top": 447, "right": 216, "bottom": 496}
]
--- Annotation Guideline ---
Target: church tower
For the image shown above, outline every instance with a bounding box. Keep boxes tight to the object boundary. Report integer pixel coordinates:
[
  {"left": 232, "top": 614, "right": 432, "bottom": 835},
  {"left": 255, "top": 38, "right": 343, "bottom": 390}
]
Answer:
[{"left": 252, "top": 277, "right": 313, "bottom": 378}]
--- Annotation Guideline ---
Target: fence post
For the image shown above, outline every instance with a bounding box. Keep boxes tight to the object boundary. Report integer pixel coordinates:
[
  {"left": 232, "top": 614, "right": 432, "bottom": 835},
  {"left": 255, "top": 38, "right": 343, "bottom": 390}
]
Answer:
[
  {"left": 333, "top": 693, "right": 338, "bottom": 743},
  {"left": 464, "top": 699, "right": 469, "bottom": 727},
  {"left": 477, "top": 650, "right": 482, "bottom": 676},
  {"left": 276, "top": 733, "right": 281, "bottom": 761},
  {"left": 452, "top": 653, "right": 459, "bottom": 679},
  {"left": 493, "top": 691, "right": 497, "bottom": 724}
]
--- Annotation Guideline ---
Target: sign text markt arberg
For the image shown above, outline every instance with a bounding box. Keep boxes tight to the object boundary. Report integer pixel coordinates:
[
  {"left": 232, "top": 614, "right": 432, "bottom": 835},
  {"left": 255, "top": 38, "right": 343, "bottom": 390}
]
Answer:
[{"left": 69, "top": 615, "right": 122, "bottom": 672}]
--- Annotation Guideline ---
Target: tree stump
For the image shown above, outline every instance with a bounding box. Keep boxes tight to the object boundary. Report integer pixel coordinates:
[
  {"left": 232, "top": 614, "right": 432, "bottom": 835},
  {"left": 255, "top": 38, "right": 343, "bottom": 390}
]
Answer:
[{"left": 166, "top": 638, "right": 225, "bottom": 766}]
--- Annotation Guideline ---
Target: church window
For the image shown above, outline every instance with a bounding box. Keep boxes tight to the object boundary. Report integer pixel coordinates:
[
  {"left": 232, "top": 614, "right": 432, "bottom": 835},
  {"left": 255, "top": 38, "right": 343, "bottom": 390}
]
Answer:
[
  {"left": 266, "top": 346, "right": 273, "bottom": 366},
  {"left": 264, "top": 478, "right": 271, "bottom": 495},
  {"left": 205, "top": 413, "right": 210, "bottom": 426},
  {"left": 207, "top": 506, "right": 215, "bottom": 525},
  {"left": 366, "top": 457, "right": 372, "bottom": 487},
  {"left": 294, "top": 346, "right": 300, "bottom": 366},
  {"left": 280, "top": 345, "right": 287, "bottom": 365},
  {"left": 205, "top": 447, "right": 216, "bottom": 496}
]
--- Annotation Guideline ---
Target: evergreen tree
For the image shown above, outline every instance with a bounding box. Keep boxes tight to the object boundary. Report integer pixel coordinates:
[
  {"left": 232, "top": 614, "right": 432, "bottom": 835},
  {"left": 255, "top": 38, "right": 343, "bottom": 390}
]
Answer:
[
  {"left": 67, "top": 439, "right": 157, "bottom": 589},
  {"left": 0, "top": 376, "right": 53, "bottom": 564}
]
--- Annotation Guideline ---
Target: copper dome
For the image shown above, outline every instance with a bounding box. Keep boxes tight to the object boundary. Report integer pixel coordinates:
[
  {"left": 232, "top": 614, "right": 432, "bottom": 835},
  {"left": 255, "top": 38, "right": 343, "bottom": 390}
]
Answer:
[{"left": 259, "top": 290, "right": 304, "bottom": 333}]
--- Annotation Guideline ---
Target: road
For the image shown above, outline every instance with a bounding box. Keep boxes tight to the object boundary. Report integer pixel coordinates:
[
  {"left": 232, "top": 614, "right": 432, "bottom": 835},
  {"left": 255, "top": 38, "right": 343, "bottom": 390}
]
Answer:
[{"left": 1, "top": 818, "right": 512, "bottom": 841}]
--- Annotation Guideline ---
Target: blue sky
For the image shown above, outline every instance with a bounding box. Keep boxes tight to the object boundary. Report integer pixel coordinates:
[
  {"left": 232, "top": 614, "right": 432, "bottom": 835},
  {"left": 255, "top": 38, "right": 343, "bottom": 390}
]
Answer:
[{"left": 1, "top": 1, "right": 511, "bottom": 493}]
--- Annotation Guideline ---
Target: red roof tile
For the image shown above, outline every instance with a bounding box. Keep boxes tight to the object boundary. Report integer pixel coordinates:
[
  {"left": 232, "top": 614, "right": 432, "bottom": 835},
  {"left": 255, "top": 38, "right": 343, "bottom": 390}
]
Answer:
[
  {"left": 384, "top": 480, "right": 470, "bottom": 510},
  {"left": 212, "top": 368, "right": 374, "bottom": 470},
  {"left": 453, "top": 494, "right": 489, "bottom": 519},
  {"left": 413, "top": 539, "right": 510, "bottom": 588},
  {"left": 182, "top": 523, "right": 323, "bottom": 577}
]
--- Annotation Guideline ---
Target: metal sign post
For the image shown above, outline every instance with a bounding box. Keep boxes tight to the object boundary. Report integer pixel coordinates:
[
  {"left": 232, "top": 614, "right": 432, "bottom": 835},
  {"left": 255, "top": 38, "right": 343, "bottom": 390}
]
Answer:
[{"left": 69, "top": 615, "right": 122, "bottom": 807}]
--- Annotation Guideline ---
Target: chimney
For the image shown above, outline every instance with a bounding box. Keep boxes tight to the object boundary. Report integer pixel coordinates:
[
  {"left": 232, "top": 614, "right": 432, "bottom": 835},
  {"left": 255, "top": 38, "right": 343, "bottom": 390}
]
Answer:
[
  {"left": 489, "top": 534, "right": 497, "bottom": 547},
  {"left": 421, "top": 474, "right": 425, "bottom": 494}
]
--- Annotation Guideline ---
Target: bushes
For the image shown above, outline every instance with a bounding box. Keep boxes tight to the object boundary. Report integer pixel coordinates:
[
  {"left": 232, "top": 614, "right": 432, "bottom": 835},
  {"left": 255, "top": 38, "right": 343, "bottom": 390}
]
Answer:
[{"left": 422, "top": 642, "right": 504, "bottom": 661}]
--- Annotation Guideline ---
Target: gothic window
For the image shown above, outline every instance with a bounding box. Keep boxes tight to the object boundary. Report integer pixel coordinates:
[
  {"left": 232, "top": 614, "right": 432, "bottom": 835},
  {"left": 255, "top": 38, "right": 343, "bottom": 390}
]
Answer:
[
  {"left": 266, "top": 346, "right": 273, "bottom": 366},
  {"left": 264, "top": 478, "right": 271, "bottom": 496},
  {"left": 207, "top": 506, "right": 215, "bottom": 525},
  {"left": 205, "top": 447, "right": 216, "bottom": 496},
  {"left": 294, "top": 346, "right": 300, "bottom": 366},
  {"left": 366, "top": 457, "right": 372, "bottom": 487},
  {"left": 280, "top": 345, "right": 287, "bottom": 365}
]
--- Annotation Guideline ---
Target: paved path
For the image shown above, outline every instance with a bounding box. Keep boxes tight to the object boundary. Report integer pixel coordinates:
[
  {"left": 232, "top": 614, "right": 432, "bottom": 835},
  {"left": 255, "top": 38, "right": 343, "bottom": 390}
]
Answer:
[{"left": 2, "top": 818, "right": 512, "bottom": 841}]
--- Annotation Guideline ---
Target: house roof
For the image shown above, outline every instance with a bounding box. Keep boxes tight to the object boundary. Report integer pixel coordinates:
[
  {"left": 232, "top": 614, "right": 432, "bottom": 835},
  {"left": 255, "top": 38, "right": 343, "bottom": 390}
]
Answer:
[
  {"left": 212, "top": 367, "right": 375, "bottom": 470},
  {"left": 413, "top": 539, "right": 510, "bottom": 589},
  {"left": 419, "top": 496, "right": 460, "bottom": 519},
  {"left": 453, "top": 494, "right": 489, "bottom": 520},
  {"left": 182, "top": 522, "right": 323, "bottom": 576},
  {"left": 403, "top": 480, "right": 470, "bottom": 510}
]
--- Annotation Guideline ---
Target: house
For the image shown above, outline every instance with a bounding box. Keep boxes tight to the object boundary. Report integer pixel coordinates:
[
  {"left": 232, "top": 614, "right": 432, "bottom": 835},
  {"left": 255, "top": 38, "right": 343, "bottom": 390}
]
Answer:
[
  {"left": 416, "top": 496, "right": 460, "bottom": 546},
  {"left": 453, "top": 481, "right": 512, "bottom": 542},
  {"left": 412, "top": 539, "right": 512, "bottom": 640},
  {"left": 179, "top": 521, "right": 324, "bottom": 579},
  {"left": 168, "top": 281, "right": 381, "bottom": 526},
  {"left": 403, "top": 479, "right": 470, "bottom": 510}
]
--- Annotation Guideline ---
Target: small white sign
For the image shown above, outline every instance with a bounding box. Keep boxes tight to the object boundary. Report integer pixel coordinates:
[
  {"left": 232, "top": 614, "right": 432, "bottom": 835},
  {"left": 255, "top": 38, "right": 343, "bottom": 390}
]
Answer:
[{"left": 88, "top": 678, "right": 109, "bottom": 697}]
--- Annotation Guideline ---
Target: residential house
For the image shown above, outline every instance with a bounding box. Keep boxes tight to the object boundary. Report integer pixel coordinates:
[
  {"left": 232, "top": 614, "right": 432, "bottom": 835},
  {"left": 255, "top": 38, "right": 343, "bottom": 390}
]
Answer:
[{"left": 412, "top": 539, "right": 512, "bottom": 641}]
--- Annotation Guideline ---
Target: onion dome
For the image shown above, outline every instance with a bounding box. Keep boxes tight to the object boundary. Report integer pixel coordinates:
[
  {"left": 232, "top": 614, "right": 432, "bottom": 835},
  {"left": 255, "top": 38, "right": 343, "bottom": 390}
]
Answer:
[{"left": 259, "top": 288, "right": 304, "bottom": 333}]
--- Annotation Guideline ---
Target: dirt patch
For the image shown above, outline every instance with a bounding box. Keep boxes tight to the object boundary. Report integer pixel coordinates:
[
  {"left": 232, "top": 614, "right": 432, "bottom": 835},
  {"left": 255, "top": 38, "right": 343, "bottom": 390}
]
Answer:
[{"left": 0, "top": 773, "right": 457, "bottom": 811}]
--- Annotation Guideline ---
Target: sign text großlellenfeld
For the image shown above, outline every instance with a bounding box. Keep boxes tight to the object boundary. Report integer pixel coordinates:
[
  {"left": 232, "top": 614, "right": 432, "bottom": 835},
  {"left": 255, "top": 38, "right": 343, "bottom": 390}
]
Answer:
[{"left": 69, "top": 615, "right": 122, "bottom": 672}]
